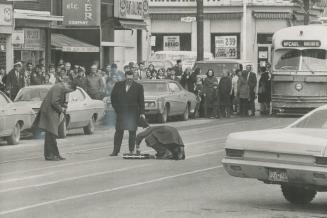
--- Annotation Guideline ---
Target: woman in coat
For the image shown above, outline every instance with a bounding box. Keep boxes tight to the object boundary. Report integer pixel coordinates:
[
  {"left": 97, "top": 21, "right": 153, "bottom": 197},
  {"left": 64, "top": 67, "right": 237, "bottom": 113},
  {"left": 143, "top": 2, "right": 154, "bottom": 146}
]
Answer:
[
  {"left": 203, "top": 69, "right": 218, "bottom": 118},
  {"left": 258, "top": 67, "right": 271, "bottom": 115},
  {"left": 219, "top": 71, "right": 232, "bottom": 118}
]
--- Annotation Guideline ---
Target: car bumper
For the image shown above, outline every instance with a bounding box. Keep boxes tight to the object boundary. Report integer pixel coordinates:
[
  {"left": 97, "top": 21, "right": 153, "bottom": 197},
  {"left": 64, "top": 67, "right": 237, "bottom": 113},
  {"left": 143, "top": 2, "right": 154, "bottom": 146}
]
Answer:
[
  {"left": 145, "top": 109, "right": 161, "bottom": 115},
  {"left": 222, "top": 158, "right": 327, "bottom": 187}
]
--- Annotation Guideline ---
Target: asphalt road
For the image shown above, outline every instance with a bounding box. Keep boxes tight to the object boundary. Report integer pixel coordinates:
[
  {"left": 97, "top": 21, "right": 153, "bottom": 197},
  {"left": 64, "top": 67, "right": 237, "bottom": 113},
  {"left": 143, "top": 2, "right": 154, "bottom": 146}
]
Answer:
[{"left": 0, "top": 116, "right": 327, "bottom": 218}]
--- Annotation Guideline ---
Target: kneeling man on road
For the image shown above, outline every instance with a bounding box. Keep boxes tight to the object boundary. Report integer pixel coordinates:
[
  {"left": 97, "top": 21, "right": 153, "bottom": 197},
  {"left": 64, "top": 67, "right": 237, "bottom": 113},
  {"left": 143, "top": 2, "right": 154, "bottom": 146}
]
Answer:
[
  {"left": 33, "top": 81, "right": 77, "bottom": 161},
  {"left": 135, "top": 121, "right": 185, "bottom": 160}
]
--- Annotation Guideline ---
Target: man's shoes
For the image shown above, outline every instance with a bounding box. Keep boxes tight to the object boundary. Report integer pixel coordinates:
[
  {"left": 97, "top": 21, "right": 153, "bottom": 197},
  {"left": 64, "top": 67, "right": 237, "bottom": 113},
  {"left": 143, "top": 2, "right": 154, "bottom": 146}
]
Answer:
[
  {"left": 157, "top": 150, "right": 173, "bottom": 160},
  {"left": 58, "top": 156, "right": 66, "bottom": 160},
  {"left": 110, "top": 152, "right": 118, "bottom": 156},
  {"left": 45, "top": 155, "right": 60, "bottom": 161}
]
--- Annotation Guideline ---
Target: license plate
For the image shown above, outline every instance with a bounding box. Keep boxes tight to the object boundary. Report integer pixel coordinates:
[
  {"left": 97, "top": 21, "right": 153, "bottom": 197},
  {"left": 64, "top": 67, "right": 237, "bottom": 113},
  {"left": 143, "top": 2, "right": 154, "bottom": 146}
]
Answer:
[{"left": 268, "top": 169, "right": 288, "bottom": 182}]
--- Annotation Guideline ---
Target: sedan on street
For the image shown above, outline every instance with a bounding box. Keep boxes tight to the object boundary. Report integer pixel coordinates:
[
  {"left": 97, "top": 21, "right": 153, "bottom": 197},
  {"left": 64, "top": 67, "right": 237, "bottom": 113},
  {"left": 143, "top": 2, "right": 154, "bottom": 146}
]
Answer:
[
  {"left": 222, "top": 105, "right": 327, "bottom": 205},
  {"left": 14, "top": 85, "right": 105, "bottom": 138},
  {"left": 0, "top": 91, "right": 35, "bottom": 145}
]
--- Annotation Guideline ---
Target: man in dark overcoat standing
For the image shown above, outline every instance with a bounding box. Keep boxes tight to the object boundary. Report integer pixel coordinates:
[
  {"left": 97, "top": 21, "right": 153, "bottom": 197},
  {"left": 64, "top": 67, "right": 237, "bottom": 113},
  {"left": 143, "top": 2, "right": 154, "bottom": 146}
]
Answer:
[
  {"left": 245, "top": 65, "right": 257, "bottom": 116},
  {"left": 33, "top": 81, "right": 76, "bottom": 161},
  {"left": 110, "top": 67, "right": 145, "bottom": 156},
  {"left": 5, "top": 62, "right": 25, "bottom": 100}
]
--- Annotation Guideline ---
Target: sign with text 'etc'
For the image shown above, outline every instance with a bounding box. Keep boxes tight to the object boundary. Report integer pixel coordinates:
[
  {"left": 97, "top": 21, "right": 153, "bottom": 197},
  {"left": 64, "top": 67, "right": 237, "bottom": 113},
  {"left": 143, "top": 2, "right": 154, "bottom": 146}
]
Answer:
[{"left": 62, "top": 0, "right": 100, "bottom": 26}]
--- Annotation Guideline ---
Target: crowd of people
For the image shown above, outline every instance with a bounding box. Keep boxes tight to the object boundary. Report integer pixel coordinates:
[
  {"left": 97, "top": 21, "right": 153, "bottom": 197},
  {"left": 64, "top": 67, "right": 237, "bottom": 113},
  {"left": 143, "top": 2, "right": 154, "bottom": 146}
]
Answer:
[{"left": 0, "top": 58, "right": 272, "bottom": 118}]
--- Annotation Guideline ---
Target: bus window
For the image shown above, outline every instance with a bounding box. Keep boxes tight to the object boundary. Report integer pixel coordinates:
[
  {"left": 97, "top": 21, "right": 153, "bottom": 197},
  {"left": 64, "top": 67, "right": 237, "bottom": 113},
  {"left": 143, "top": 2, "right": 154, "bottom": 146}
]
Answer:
[
  {"left": 301, "top": 49, "right": 327, "bottom": 72},
  {"left": 274, "top": 49, "right": 300, "bottom": 71}
]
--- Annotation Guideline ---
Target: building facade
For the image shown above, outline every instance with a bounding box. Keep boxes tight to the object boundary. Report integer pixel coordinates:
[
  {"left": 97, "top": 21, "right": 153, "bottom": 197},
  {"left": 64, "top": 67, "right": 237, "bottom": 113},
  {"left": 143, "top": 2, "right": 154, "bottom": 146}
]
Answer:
[
  {"left": 0, "top": 1, "right": 14, "bottom": 72},
  {"left": 149, "top": 0, "right": 323, "bottom": 72}
]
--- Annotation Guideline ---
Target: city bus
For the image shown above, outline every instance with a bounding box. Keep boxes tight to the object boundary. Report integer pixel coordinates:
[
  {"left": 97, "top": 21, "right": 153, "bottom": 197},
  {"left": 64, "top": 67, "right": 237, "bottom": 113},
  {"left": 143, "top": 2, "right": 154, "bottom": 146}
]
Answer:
[{"left": 271, "top": 25, "right": 327, "bottom": 115}]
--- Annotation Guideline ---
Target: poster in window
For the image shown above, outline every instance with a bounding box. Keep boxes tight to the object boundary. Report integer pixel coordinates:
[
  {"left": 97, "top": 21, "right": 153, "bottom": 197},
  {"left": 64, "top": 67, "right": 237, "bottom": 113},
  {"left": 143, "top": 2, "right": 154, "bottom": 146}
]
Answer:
[
  {"left": 163, "top": 36, "right": 180, "bottom": 51},
  {"left": 215, "top": 36, "right": 237, "bottom": 59}
]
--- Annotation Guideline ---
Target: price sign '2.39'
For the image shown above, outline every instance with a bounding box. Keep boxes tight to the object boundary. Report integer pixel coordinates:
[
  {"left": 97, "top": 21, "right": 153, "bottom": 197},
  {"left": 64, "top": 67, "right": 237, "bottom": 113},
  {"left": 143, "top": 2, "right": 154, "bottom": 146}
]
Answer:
[{"left": 215, "top": 35, "right": 238, "bottom": 59}]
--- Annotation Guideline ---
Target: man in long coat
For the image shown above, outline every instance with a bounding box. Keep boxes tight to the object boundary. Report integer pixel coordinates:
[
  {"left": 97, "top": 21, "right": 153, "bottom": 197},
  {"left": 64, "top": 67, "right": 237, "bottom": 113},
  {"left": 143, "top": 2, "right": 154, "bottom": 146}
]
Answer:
[
  {"left": 33, "top": 81, "right": 76, "bottom": 161},
  {"left": 246, "top": 65, "right": 257, "bottom": 116},
  {"left": 135, "top": 120, "right": 185, "bottom": 160},
  {"left": 5, "top": 62, "right": 25, "bottom": 100},
  {"left": 110, "top": 68, "right": 145, "bottom": 156},
  {"left": 219, "top": 71, "right": 232, "bottom": 118}
]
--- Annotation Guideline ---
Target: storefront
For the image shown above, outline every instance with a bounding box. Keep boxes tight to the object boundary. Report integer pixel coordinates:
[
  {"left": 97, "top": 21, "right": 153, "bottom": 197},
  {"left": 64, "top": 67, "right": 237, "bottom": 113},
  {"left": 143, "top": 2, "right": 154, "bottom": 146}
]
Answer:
[
  {"left": 100, "top": 0, "right": 150, "bottom": 70},
  {"left": 149, "top": 0, "right": 323, "bottom": 73},
  {"left": 0, "top": 3, "right": 14, "bottom": 72}
]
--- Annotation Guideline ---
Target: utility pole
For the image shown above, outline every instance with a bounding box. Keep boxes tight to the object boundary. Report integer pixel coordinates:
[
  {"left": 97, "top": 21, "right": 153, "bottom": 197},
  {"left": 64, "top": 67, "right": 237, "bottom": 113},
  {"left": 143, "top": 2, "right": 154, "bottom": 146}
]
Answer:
[
  {"left": 303, "top": 0, "right": 310, "bottom": 25},
  {"left": 196, "top": 0, "right": 204, "bottom": 61},
  {"left": 242, "top": 0, "right": 247, "bottom": 60}
]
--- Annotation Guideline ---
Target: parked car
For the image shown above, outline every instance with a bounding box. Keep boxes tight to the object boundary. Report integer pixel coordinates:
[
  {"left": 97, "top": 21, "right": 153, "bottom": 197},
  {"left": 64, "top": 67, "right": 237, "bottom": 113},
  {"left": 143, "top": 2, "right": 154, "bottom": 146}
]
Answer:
[
  {"left": 0, "top": 91, "right": 35, "bottom": 145},
  {"left": 14, "top": 85, "right": 105, "bottom": 138},
  {"left": 222, "top": 105, "right": 327, "bottom": 204},
  {"left": 103, "top": 80, "right": 198, "bottom": 123},
  {"left": 193, "top": 59, "right": 254, "bottom": 81}
]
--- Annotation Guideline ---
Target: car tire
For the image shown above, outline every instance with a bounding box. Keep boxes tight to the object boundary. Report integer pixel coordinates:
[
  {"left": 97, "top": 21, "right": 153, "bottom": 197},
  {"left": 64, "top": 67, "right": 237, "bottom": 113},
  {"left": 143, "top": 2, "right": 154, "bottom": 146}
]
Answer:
[
  {"left": 58, "top": 118, "right": 67, "bottom": 139},
  {"left": 83, "top": 117, "right": 95, "bottom": 135},
  {"left": 6, "top": 123, "right": 21, "bottom": 145},
  {"left": 158, "top": 105, "right": 168, "bottom": 123},
  {"left": 281, "top": 184, "right": 316, "bottom": 205},
  {"left": 181, "top": 104, "right": 189, "bottom": 121}
]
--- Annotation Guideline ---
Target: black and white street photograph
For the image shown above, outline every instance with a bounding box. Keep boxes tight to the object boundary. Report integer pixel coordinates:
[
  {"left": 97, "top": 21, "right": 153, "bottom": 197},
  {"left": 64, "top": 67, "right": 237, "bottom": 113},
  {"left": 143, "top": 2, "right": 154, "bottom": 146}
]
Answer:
[{"left": 1, "top": 0, "right": 327, "bottom": 217}]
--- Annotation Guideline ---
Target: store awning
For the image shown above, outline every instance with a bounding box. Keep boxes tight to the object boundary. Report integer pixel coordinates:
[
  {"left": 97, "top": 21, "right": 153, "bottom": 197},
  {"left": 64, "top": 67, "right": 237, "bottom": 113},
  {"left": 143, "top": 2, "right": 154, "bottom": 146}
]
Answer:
[
  {"left": 114, "top": 19, "right": 147, "bottom": 30},
  {"left": 14, "top": 9, "right": 63, "bottom": 22},
  {"left": 51, "top": 34, "right": 99, "bottom": 53},
  {"left": 150, "top": 12, "right": 242, "bottom": 20},
  {"left": 253, "top": 11, "right": 293, "bottom": 20}
]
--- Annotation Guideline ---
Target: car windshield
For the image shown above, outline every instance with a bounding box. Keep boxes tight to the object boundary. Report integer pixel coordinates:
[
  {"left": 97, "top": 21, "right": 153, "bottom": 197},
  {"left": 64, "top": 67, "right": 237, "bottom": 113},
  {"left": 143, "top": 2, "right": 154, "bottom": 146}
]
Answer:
[
  {"left": 15, "top": 88, "right": 49, "bottom": 102},
  {"left": 292, "top": 109, "right": 327, "bottom": 128},
  {"left": 274, "top": 49, "right": 327, "bottom": 71},
  {"left": 194, "top": 62, "right": 240, "bottom": 77},
  {"left": 142, "top": 83, "right": 168, "bottom": 92}
]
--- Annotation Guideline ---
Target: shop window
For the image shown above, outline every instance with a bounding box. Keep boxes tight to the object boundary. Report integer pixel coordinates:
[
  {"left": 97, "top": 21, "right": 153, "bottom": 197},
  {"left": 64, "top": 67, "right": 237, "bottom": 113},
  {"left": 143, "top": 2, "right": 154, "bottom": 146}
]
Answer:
[
  {"left": 211, "top": 33, "right": 240, "bottom": 59},
  {"left": 257, "top": 33, "right": 273, "bottom": 44},
  {"left": 0, "top": 35, "right": 6, "bottom": 70},
  {"left": 152, "top": 33, "right": 191, "bottom": 52}
]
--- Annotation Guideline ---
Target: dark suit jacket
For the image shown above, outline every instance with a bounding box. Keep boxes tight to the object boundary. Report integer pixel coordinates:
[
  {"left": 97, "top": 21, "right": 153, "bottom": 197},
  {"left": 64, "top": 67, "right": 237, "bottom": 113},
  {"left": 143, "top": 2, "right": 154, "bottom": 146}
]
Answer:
[
  {"left": 247, "top": 71, "right": 257, "bottom": 100},
  {"left": 33, "top": 83, "right": 67, "bottom": 136},
  {"left": 111, "top": 80, "right": 145, "bottom": 131},
  {"left": 5, "top": 69, "right": 24, "bottom": 100}
]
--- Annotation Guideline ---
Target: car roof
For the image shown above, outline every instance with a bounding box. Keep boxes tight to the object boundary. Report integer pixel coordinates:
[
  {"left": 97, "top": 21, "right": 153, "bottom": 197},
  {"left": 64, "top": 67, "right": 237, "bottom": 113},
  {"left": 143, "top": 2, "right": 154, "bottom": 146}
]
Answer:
[{"left": 138, "top": 79, "right": 173, "bottom": 83}]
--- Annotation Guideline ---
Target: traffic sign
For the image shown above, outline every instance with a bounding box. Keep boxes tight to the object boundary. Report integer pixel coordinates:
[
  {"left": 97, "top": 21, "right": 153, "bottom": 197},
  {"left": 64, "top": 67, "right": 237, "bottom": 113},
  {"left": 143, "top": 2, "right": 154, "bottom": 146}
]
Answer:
[{"left": 181, "top": 16, "right": 196, "bottom": 22}]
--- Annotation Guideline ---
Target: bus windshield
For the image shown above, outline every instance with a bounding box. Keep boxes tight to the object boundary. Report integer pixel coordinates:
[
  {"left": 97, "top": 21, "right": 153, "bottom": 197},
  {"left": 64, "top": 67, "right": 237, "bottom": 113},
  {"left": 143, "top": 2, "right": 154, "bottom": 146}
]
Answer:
[{"left": 274, "top": 49, "right": 327, "bottom": 72}]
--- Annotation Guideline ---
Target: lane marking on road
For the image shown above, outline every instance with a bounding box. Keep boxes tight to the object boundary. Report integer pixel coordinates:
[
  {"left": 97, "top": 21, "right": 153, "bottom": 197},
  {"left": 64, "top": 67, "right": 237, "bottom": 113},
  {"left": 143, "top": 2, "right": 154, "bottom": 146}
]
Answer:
[
  {"left": 0, "top": 173, "right": 54, "bottom": 184},
  {"left": 0, "top": 164, "right": 150, "bottom": 194},
  {"left": 0, "top": 136, "right": 227, "bottom": 175},
  {"left": 0, "top": 165, "right": 223, "bottom": 216},
  {"left": 0, "top": 146, "right": 224, "bottom": 193}
]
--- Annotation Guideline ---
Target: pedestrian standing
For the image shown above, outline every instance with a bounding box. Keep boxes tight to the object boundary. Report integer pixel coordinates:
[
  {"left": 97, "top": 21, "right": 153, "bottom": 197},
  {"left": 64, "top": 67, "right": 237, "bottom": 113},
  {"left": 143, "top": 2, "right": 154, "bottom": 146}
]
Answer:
[
  {"left": 174, "top": 59, "right": 183, "bottom": 77},
  {"left": 219, "top": 71, "right": 232, "bottom": 118},
  {"left": 138, "top": 61, "right": 147, "bottom": 79},
  {"left": 110, "top": 67, "right": 145, "bottom": 156},
  {"left": 203, "top": 69, "right": 218, "bottom": 118},
  {"left": 237, "top": 70, "right": 250, "bottom": 117},
  {"left": 0, "top": 67, "right": 6, "bottom": 93},
  {"left": 23, "top": 62, "right": 33, "bottom": 87},
  {"left": 30, "top": 65, "right": 44, "bottom": 85},
  {"left": 231, "top": 69, "right": 240, "bottom": 114},
  {"left": 258, "top": 67, "right": 271, "bottom": 115},
  {"left": 111, "top": 63, "right": 125, "bottom": 82},
  {"left": 245, "top": 65, "right": 257, "bottom": 116},
  {"left": 181, "top": 68, "right": 196, "bottom": 92},
  {"left": 32, "top": 81, "right": 77, "bottom": 161},
  {"left": 85, "top": 64, "right": 104, "bottom": 100},
  {"left": 48, "top": 64, "right": 57, "bottom": 85},
  {"left": 5, "top": 62, "right": 25, "bottom": 100},
  {"left": 212, "top": 82, "right": 220, "bottom": 118}
]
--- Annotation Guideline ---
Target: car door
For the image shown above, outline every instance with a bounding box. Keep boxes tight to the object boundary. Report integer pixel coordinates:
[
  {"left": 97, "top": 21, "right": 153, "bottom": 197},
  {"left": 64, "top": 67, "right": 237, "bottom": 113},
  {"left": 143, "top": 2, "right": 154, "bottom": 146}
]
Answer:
[
  {"left": 0, "top": 93, "right": 9, "bottom": 136},
  {"left": 167, "top": 82, "right": 184, "bottom": 115},
  {"left": 67, "top": 88, "right": 89, "bottom": 128}
]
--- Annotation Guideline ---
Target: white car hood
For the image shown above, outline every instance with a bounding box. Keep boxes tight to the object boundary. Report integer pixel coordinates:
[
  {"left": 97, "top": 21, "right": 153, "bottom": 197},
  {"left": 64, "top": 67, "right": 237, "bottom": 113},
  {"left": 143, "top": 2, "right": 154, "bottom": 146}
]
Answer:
[{"left": 226, "top": 128, "right": 327, "bottom": 157}]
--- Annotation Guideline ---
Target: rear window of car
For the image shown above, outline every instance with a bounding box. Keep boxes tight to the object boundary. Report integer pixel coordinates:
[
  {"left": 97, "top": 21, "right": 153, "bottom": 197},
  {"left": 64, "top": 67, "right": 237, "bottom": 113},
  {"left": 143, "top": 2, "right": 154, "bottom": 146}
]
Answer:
[
  {"left": 15, "top": 88, "right": 49, "bottom": 102},
  {"left": 194, "top": 62, "right": 241, "bottom": 77},
  {"left": 142, "top": 83, "right": 168, "bottom": 92},
  {"left": 292, "top": 109, "right": 327, "bottom": 128}
]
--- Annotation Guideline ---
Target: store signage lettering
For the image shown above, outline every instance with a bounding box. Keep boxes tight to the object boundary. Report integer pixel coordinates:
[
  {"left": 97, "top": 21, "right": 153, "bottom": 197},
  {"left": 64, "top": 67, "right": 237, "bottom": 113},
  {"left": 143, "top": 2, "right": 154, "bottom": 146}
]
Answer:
[
  {"left": 62, "top": 46, "right": 100, "bottom": 53},
  {"left": 115, "top": 0, "right": 149, "bottom": 20},
  {"left": 215, "top": 35, "right": 237, "bottom": 59},
  {"left": 282, "top": 40, "right": 321, "bottom": 48},
  {"left": 163, "top": 36, "right": 180, "bottom": 51},
  {"left": 63, "top": 0, "right": 100, "bottom": 26},
  {"left": 12, "top": 30, "right": 24, "bottom": 44},
  {"left": 0, "top": 4, "right": 13, "bottom": 26},
  {"left": 149, "top": 0, "right": 291, "bottom": 6}
]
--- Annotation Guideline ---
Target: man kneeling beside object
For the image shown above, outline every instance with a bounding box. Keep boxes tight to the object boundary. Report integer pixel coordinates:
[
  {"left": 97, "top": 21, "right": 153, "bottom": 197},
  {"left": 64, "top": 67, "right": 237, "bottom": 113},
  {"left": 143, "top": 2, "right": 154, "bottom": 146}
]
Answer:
[{"left": 135, "top": 120, "right": 185, "bottom": 160}]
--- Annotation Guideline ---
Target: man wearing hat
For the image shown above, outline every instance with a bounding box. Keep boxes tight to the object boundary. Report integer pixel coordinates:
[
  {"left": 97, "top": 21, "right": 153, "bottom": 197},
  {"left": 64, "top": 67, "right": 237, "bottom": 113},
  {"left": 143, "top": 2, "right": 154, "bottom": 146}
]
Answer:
[
  {"left": 5, "top": 61, "right": 25, "bottom": 100},
  {"left": 33, "top": 81, "right": 77, "bottom": 161},
  {"left": 110, "top": 66, "right": 145, "bottom": 156}
]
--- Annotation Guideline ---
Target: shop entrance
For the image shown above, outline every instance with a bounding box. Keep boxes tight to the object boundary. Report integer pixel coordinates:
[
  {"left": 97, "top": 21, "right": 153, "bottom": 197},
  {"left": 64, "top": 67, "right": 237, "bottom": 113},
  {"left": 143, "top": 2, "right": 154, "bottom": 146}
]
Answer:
[{"left": 257, "top": 44, "right": 272, "bottom": 73}]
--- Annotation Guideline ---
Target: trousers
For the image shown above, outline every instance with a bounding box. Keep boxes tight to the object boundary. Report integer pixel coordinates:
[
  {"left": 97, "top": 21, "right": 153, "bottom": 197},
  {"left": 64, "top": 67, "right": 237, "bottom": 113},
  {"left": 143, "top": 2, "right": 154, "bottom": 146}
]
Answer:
[
  {"left": 44, "top": 131, "right": 60, "bottom": 157},
  {"left": 113, "top": 130, "right": 136, "bottom": 154}
]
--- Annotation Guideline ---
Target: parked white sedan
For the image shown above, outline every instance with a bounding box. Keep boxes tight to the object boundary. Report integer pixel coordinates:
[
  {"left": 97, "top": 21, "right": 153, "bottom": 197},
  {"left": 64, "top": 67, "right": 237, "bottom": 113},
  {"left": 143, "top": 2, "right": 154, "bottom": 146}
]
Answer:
[
  {"left": 14, "top": 85, "right": 105, "bottom": 138},
  {"left": 222, "top": 105, "right": 327, "bottom": 205}
]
